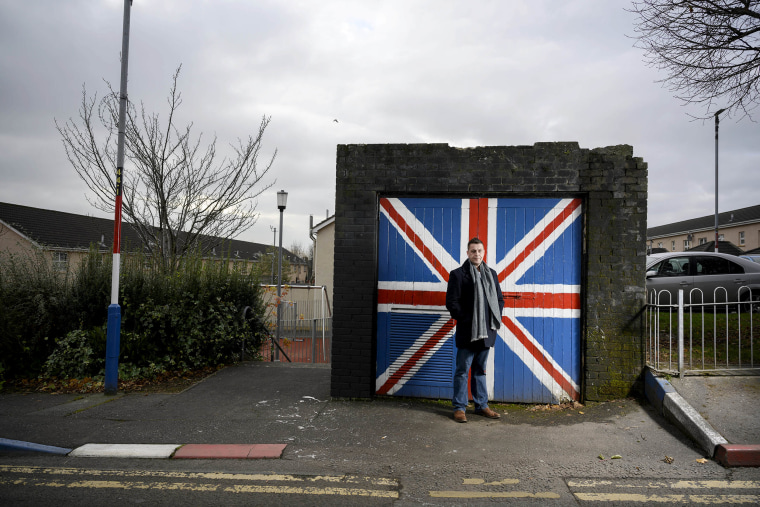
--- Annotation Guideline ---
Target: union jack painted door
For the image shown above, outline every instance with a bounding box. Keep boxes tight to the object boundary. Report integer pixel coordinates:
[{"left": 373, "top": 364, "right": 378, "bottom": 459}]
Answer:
[{"left": 376, "top": 197, "right": 583, "bottom": 403}]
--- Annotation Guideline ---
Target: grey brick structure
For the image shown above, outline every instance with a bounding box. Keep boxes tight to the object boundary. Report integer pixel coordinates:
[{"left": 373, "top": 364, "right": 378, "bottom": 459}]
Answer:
[{"left": 332, "top": 142, "right": 648, "bottom": 401}]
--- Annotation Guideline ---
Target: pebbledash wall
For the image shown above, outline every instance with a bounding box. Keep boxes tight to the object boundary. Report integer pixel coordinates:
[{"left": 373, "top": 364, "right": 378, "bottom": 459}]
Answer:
[{"left": 331, "top": 142, "right": 648, "bottom": 402}]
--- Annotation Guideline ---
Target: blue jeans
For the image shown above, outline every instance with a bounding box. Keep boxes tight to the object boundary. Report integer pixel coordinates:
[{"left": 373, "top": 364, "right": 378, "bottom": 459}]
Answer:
[{"left": 452, "top": 345, "right": 490, "bottom": 412}]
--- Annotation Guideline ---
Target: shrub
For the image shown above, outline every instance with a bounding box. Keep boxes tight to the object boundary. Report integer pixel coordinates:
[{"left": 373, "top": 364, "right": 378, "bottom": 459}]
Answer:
[
  {"left": 0, "top": 247, "right": 267, "bottom": 380},
  {"left": 0, "top": 250, "right": 74, "bottom": 377},
  {"left": 42, "top": 328, "right": 105, "bottom": 379}
]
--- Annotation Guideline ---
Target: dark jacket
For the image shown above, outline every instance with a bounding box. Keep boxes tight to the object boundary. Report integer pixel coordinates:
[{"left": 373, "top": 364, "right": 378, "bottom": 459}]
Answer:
[{"left": 446, "top": 260, "right": 505, "bottom": 349}]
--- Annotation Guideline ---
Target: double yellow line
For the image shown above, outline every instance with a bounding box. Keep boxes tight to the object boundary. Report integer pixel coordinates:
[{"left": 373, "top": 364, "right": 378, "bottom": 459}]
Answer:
[{"left": 0, "top": 465, "right": 399, "bottom": 499}]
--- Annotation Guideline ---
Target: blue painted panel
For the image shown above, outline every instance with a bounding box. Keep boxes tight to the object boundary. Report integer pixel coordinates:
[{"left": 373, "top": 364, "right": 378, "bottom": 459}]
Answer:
[{"left": 377, "top": 197, "right": 582, "bottom": 403}]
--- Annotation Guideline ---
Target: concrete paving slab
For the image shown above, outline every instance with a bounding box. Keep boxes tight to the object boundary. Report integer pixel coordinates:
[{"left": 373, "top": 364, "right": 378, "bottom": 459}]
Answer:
[
  {"left": 668, "top": 374, "right": 760, "bottom": 445},
  {"left": 173, "top": 443, "right": 287, "bottom": 459},
  {"left": 28, "top": 393, "right": 123, "bottom": 417},
  {"left": 69, "top": 443, "right": 180, "bottom": 458}
]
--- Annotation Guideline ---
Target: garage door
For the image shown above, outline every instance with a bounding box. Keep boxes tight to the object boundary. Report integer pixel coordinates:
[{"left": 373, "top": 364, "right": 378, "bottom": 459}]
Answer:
[{"left": 376, "top": 197, "right": 583, "bottom": 403}]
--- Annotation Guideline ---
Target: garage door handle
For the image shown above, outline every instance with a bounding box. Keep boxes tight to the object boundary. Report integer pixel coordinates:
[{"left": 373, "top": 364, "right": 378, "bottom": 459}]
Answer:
[{"left": 502, "top": 292, "right": 534, "bottom": 300}]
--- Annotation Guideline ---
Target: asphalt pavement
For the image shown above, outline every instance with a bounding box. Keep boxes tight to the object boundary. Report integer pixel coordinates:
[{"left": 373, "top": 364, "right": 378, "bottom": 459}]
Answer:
[{"left": 1, "top": 362, "right": 759, "bottom": 504}]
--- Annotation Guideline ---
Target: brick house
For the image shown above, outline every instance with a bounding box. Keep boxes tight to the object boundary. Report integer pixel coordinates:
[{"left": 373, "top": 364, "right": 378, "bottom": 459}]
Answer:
[
  {"left": 647, "top": 204, "right": 760, "bottom": 254},
  {"left": 0, "top": 201, "right": 307, "bottom": 282}
]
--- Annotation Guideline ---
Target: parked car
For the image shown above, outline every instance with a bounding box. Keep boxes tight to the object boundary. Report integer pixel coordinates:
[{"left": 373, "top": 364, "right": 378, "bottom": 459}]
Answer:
[
  {"left": 646, "top": 251, "right": 760, "bottom": 311},
  {"left": 740, "top": 254, "right": 760, "bottom": 264}
]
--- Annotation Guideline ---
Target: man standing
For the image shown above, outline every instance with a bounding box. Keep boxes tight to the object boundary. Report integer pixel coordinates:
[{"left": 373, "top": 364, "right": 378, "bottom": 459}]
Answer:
[{"left": 445, "top": 237, "right": 504, "bottom": 423}]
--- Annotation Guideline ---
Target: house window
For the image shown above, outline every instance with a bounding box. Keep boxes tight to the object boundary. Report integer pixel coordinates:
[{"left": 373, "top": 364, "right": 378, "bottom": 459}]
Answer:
[
  {"left": 671, "top": 241, "right": 676, "bottom": 251},
  {"left": 657, "top": 242, "right": 663, "bottom": 249},
  {"left": 718, "top": 234, "right": 724, "bottom": 241},
  {"left": 699, "top": 237, "right": 706, "bottom": 245},
  {"left": 52, "top": 252, "right": 68, "bottom": 272},
  {"left": 683, "top": 239, "right": 691, "bottom": 249},
  {"left": 739, "top": 231, "right": 745, "bottom": 245}
]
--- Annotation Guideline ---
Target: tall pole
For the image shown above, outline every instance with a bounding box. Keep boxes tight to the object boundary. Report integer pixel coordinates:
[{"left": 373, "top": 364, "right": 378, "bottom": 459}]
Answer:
[
  {"left": 714, "top": 109, "right": 725, "bottom": 253},
  {"left": 270, "top": 225, "right": 276, "bottom": 284},
  {"left": 275, "top": 190, "right": 288, "bottom": 361},
  {"left": 276, "top": 212, "right": 284, "bottom": 361},
  {"left": 105, "top": 0, "right": 132, "bottom": 395}
]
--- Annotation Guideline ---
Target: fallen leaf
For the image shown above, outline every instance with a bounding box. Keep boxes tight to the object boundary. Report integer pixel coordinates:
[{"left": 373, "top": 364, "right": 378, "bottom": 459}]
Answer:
[
  {"left": 598, "top": 454, "right": 605, "bottom": 460},
  {"left": 696, "top": 458, "right": 709, "bottom": 464},
  {"left": 663, "top": 456, "right": 674, "bottom": 464},
  {"left": 611, "top": 455, "right": 622, "bottom": 459}
]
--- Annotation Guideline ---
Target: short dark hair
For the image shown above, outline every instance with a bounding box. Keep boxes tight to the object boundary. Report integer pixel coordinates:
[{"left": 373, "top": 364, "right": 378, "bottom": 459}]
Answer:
[{"left": 467, "top": 237, "right": 483, "bottom": 249}]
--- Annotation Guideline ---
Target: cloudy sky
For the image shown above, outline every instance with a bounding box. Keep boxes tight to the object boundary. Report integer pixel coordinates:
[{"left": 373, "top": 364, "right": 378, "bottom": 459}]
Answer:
[{"left": 1, "top": 0, "right": 758, "bottom": 249}]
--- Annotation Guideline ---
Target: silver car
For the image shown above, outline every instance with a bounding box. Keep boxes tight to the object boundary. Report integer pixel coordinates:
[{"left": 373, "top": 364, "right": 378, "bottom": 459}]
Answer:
[
  {"left": 740, "top": 254, "right": 760, "bottom": 264},
  {"left": 646, "top": 251, "right": 760, "bottom": 310}
]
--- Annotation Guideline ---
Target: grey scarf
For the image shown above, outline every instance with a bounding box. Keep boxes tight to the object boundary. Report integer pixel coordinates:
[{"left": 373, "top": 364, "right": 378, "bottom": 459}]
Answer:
[{"left": 469, "top": 261, "right": 501, "bottom": 342}]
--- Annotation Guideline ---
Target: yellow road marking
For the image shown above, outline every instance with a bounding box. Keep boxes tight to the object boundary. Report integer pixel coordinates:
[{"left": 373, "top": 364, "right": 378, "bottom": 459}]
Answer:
[
  {"left": 0, "top": 465, "right": 399, "bottom": 498},
  {"left": 463, "top": 478, "right": 520, "bottom": 486},
  {"left": 0, "top": 465, "right": 395, "bottom": 487},
  {"left": 568, "top": 479, "right": 760, "bottom": 490},
  {"left": 430, "top": 490, "right": 560, "bottom": 499},
  {"left": 0, "top": 477, "right": 399, "bottom": 497},
  {"left": 432, "top": 476, "right": 552, "bottom": 498},
  {"left": 575, "top": 492, "right": 760, "bottom": 504}
]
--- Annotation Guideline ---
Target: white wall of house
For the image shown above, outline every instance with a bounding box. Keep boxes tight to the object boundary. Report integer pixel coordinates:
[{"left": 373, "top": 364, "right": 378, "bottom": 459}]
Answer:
[
  {"left": 650, "top": 223, "right": 760, "bottom": 252},
  {"left": 312, "top": 217, "right": 334, "bottom": 306}
]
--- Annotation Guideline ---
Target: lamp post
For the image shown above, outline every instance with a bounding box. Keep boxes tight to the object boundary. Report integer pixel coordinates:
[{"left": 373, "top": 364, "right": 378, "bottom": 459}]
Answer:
[
  {"left": 269, "top": 225, "right": 276, "bottom": 284},
  {"left": 275, "top": 190, "right": 288, "bottom": 361},
  {"left": 714, "top": 108, "right": 726, "bottom": 253}
]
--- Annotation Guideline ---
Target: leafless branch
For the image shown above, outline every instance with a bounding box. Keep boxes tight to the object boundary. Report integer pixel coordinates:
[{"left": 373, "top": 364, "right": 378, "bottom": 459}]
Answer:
[
  {"left": 56, "top": 65, "right": 277, "bottom": 270},
  {"left": 629, "top": 0, "right": 760, "bottom": 120}
]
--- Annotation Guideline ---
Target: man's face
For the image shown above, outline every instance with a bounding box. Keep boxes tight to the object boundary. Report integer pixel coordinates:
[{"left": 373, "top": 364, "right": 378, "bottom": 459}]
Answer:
[{"left": 466, "top": 242, "right": 484, "bottom": 267}]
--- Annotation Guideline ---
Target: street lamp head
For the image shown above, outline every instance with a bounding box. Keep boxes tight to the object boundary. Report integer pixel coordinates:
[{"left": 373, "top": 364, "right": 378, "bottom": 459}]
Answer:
[{"left": 277, "top": 190, "right": 288, "bottom": 211}]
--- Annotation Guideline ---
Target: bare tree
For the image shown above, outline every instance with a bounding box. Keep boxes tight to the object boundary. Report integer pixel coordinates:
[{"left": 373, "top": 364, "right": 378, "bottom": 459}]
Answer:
[
  {"left": 629, "top": 0, "right": 760, "bottom": 119},
  {"left": 56, "top": 65, "right": 276, "bottom": 270},
  {"left": 288, "top": 241, "right": 307, "bottom": 260}
]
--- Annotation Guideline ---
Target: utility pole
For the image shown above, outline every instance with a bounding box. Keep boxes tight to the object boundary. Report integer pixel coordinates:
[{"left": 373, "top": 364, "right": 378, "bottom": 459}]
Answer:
[
  {"left": 714, "top": 108, "right": 726, "bottom": 253},
  {"left": 105, "top": 0, "right": 132, "bottom": 395},
  {"left": 270, "top": 225, "right": 276, "bottom": 284}
]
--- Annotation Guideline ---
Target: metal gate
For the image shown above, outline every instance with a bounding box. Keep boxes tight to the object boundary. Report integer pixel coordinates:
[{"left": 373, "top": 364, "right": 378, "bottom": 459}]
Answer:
[{"left": 376, "top": 197, "right": 583, "bottom": 403}]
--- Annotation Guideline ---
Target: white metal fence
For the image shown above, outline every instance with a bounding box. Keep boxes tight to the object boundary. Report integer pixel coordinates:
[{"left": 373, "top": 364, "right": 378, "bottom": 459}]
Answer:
[{"left": 646, "top": 287, "right": 759, "bottom": 377}]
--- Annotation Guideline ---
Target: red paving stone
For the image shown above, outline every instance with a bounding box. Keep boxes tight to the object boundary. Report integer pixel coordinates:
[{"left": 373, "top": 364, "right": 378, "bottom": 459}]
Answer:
[
  {"left": 715, "top": 444, "right": 760, "bottom": 467},
  {"left": 173, "top": 444, "right": 287, "bottom": 459}
]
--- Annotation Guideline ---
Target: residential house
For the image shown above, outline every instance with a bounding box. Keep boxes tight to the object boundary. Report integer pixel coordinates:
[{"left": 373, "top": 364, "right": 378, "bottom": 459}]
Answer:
[
  {"left": 647, "top": 204, "right": 760, "bottom": 254},
  {"left": 310, "top": 214, "right": 334, "bottom": 305},
  {"left": 0, "top": 201, "right": 307, "bottom": 282}
]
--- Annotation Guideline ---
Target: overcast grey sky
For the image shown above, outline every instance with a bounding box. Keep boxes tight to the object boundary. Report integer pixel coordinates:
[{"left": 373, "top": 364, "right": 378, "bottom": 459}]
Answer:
[{"left": 1, "top": 0, "right": 758, "bottom": 249}]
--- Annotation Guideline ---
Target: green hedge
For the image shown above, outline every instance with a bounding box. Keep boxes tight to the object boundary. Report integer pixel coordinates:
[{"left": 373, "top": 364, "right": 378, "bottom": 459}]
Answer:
[{"left": 0, "top": 248, "right": 268, "bottom": 381}]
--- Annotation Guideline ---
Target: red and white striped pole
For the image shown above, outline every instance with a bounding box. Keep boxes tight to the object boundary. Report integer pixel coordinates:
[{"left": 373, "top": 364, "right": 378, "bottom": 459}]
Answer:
[{"left": 105, "top": 0, "right": 132, "bottom": 395}]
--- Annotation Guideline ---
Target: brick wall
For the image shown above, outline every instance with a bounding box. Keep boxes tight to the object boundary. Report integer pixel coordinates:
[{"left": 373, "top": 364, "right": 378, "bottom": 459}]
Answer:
[{"left": 332, "top": 142, "right": 648, "bottom": 401}]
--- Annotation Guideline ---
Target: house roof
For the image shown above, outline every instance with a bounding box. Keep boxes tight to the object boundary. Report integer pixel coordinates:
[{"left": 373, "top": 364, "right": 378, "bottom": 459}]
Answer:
[
  {"left": 647, "top": 203, "right": 760, "bottom": 239},
  {"left": 311, "top": 215, "right": 335, "bottom": 234},
  {"left": 686, "top": 240, "right": 744, "bottom": 256},
  {"left": 0, "top": 201, "right": 129, "bottom": 251},
  {"left": 0, "top": 201, "right": 303, "bottom": 262}
]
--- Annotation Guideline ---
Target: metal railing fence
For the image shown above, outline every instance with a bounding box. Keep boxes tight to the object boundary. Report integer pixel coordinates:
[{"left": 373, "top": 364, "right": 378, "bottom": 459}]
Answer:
[{"left": 646, "top": 287, "right": 758, "bottom": 377}]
